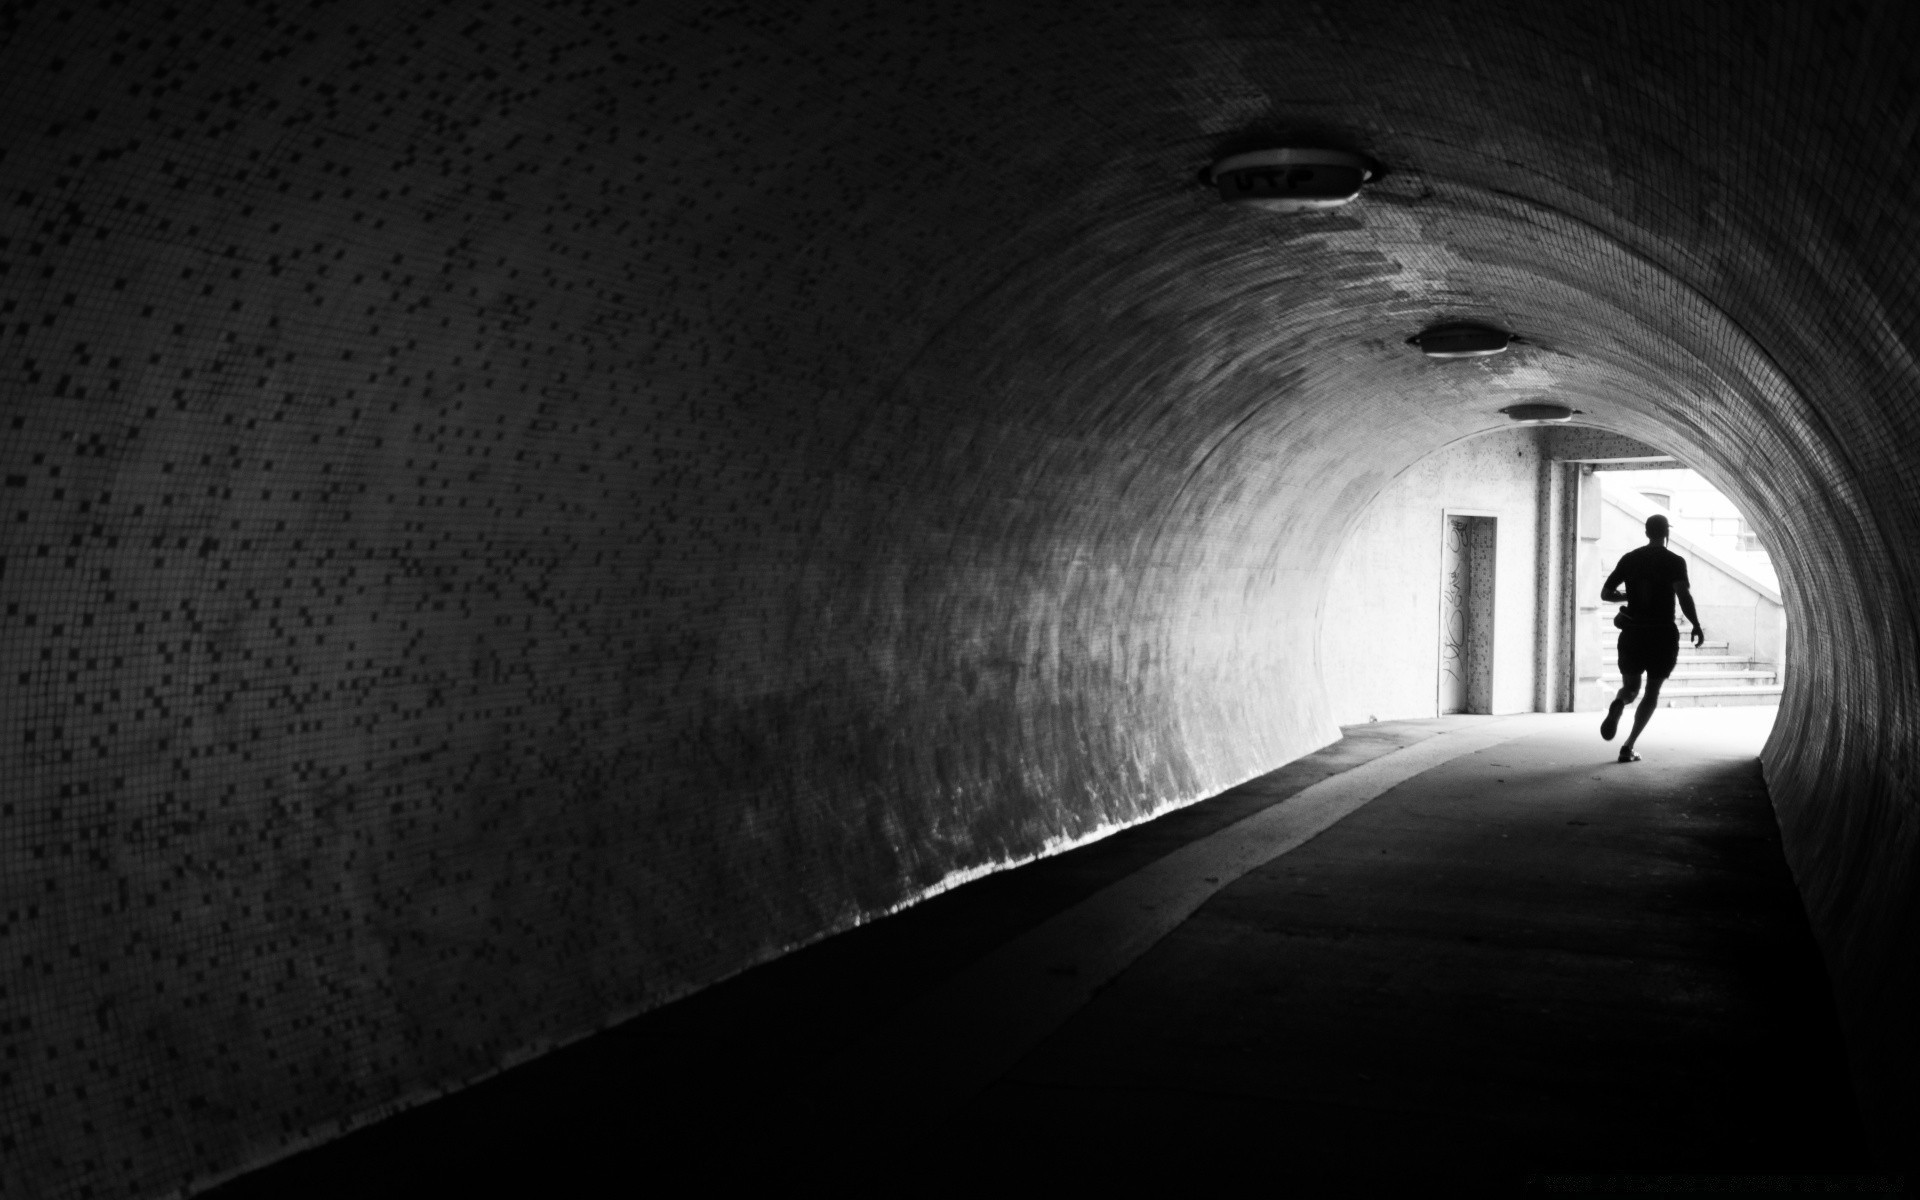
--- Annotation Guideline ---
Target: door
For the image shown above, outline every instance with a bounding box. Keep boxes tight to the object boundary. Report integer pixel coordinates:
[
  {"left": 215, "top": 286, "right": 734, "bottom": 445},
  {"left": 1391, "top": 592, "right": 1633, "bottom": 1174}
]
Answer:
[{"left": 1438, "top": 515, "right": 1497, "bottom": 714}]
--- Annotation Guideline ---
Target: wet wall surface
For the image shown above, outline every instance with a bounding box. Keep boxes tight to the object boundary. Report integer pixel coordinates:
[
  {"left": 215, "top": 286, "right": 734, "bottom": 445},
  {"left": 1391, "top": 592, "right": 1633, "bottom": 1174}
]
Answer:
[{"left": 0, "top": 2, "right": 1916, "bottom": 1193}]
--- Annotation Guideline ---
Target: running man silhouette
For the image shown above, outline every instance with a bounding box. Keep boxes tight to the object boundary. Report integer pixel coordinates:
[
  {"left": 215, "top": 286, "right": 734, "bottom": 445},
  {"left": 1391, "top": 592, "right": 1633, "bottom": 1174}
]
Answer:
[{"left": 1600, "top": 512, "right": 1704, "bottom": 762}]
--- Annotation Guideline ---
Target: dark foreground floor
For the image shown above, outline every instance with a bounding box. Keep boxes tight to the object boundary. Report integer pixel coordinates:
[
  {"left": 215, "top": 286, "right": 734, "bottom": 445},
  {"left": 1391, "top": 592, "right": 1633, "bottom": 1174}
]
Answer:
[{"left": 210, "top": 711, "right": 1882, "bottom": 1196}]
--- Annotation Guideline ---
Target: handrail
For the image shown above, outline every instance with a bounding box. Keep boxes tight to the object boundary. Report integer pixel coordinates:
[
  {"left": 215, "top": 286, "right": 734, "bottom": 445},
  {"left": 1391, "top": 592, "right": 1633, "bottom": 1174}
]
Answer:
[{"left": 1600, "top": 482, "right": 1784, "bottom": 605}]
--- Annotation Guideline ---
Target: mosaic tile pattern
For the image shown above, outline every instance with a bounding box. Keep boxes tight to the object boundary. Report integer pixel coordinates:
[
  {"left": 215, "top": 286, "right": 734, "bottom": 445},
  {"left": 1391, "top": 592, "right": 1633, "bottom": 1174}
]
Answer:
[{"left": 0, "top": 1, "right": 1917, "bottom": 1194}]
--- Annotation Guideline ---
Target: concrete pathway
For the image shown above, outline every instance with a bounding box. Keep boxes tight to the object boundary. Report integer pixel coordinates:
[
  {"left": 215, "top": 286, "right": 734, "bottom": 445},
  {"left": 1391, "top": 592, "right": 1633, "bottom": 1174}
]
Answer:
[
  {"left": 955, "top": 708, "right": 1868, "bottom": 1188},
  {"left": 212, "top": 709, "right": 1873, "bottom": 1195}
]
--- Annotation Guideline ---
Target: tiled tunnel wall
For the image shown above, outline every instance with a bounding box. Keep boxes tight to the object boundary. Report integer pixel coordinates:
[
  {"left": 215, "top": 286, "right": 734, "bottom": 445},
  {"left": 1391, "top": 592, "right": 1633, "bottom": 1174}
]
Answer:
[{"left": 1, "top": 1, "right": 1916, "bottom": 1194}]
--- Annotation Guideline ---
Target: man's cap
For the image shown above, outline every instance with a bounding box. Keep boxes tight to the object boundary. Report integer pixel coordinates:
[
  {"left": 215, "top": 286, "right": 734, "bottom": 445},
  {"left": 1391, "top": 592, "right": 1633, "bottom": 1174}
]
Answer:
[{"left": 1645, "top": 513, "right": 1670, "bottom": 536}]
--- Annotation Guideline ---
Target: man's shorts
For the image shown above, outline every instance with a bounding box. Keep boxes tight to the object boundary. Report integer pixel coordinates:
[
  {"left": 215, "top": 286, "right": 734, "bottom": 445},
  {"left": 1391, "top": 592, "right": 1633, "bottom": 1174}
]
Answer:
[{"left": 1617, "top": 624, "right": 1681, "bottom": 679}]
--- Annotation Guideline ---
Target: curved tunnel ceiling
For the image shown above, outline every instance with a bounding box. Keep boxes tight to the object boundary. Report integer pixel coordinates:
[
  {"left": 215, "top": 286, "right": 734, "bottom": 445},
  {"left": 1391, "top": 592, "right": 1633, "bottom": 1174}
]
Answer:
[{"left": 1, "top": 1, "right": 1916, "bottom": 1192}]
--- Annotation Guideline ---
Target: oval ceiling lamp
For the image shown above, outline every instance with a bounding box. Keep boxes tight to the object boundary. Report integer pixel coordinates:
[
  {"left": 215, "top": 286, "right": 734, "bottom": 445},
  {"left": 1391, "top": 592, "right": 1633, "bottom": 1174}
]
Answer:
[
  {"left": 1408, "top": 322, "right": 1512, "bottom": 358},
  {"left": 1501, "top": 402, "right": 1579, "bottom": 422},
  {"left": 1208, "top": 148, "right": 1374, "bottom": 213}
]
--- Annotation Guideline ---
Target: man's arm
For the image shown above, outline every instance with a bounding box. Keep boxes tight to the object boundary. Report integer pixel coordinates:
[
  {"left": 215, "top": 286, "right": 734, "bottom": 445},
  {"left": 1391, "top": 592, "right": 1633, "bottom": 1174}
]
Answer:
[
  {"left": 1676, "top": 582, "right": 1705, "bottom": 646},
  {"left": 1600, "top": 562, "right": 1627, "bottom": 603}
]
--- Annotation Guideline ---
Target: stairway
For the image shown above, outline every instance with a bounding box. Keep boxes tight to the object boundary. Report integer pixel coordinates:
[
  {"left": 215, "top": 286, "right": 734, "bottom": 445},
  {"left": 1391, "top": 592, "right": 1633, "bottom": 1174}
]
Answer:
[{"left": 1599, "top": 618, "right": 1784, "bottom": 707}]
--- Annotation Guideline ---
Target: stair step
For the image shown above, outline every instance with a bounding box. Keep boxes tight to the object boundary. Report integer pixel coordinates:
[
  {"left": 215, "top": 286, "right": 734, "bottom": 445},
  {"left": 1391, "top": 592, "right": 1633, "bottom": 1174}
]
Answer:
[
  {"left": 1601, "top": 670, "right": 1778, "bottom": 684},
  {"left": 1602, "top": 656, "right": 1758, "bottom": 669},
  {"left": 1660, "top": 687, "right": 1785, "bottom": 707},
  {"left": 1598, "top": 641, "right": 1735, "bottom": 647},
  {"left": 1596, "top": 635, "right": 1733, "bottom": 652}
]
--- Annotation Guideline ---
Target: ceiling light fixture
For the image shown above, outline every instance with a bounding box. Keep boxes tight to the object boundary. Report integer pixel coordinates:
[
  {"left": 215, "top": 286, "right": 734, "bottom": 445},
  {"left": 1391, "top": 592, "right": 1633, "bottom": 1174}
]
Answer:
[
  {"left": 1408, "top": 323, "right": 1513, "bottom": 358},
  {"left": 1501, "top": 402, "right": 1578, "bottom": 423},
  {"left": 1207, "top": 149, "right": 1374, "bottom": 213}
]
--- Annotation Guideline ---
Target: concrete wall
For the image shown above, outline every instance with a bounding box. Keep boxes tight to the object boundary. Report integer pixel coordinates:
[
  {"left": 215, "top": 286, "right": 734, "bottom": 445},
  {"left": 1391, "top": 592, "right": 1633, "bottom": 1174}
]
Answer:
[
  {"left": 2, "top": 2, "right": 1919, "bottom": 1194},
  {"left": 1541, "top": 427, "right": 1674, "bottom": 465},
  {"left": 1320, "top": 430, "right": 1542, "bottom": 724}
]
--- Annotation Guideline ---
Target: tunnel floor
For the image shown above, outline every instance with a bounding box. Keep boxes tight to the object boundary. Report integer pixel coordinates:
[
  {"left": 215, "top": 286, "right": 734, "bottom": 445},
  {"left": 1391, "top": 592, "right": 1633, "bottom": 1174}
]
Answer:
[{"left": 211, "top": 709, "right": 1872, "bottom": 1196}]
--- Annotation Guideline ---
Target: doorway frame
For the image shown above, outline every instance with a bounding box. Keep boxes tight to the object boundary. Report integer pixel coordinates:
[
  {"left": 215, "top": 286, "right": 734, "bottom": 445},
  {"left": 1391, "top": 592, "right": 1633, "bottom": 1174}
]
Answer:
[{"left": 1437, "top": 508, "right": 1500, "bottom": 716}]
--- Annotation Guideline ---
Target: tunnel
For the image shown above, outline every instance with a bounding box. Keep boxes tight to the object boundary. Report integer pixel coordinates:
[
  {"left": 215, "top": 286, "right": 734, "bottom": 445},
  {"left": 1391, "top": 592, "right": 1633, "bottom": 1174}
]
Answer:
[{"left": 1, "top": 1, "right": 1916, "bottom": 1194}]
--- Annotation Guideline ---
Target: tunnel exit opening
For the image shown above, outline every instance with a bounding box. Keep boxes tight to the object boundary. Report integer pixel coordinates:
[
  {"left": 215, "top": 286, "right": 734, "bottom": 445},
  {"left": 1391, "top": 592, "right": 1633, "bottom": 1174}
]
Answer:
[
  {"left": 1319, "top": 424, "right": 1793, "bottom": 730},
  {"left": 1566, "top": 461, "right": 1787, "bottom": 715}
]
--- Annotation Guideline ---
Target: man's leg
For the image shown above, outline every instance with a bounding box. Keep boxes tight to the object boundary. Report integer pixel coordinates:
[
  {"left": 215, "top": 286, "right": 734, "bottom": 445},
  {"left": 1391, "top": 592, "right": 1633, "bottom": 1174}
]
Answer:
[
  {"left": 1601, "top": 669, "right": 1642, "bottom": 741},
  {"left": 1618, "top": 670, "right": 1668, "bottom": 760}
]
